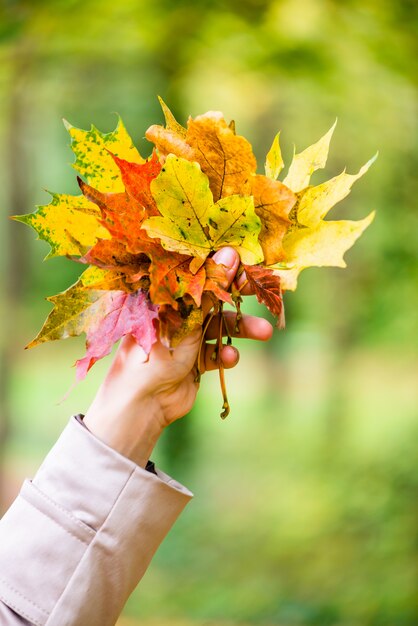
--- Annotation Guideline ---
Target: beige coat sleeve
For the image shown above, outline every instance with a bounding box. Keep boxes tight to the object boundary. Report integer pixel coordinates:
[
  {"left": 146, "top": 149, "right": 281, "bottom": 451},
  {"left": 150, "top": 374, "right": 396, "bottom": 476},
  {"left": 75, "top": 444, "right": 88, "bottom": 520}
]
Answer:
[{"left": 0, "top": 416, "right": 193, "bottom": 626}]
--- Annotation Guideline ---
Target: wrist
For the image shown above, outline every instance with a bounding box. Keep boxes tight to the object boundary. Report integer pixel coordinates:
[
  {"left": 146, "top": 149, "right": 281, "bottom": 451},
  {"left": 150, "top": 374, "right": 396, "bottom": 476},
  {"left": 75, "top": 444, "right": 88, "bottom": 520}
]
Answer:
[{"left": 84, "top": 394, "right": 165, "bottom": 468}]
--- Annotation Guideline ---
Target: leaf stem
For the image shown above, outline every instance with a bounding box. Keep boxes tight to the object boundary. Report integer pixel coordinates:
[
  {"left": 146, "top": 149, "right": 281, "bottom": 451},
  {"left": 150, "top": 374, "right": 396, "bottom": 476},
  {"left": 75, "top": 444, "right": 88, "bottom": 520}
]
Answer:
[
  {"left": 222, "top": 308, "right": 232, "bottom": 346},
  {"left": 231, "top": 281, "right": 243, "bottom": 333},
  {"left": 217, "top": 302, "right": 230, "bottom": 419},
  {"left": 237, "top": 278, "right": 249, "bottom": 293},
  {"left": 195, "top": 306, "right": 216, "bottom": 382}
]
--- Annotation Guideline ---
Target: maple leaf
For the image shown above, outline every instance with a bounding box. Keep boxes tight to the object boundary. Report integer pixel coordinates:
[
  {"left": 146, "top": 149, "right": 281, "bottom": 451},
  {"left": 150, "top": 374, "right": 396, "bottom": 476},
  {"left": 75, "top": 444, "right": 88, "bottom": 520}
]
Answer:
[
  {"left": 143, "top": 155, "right": 263, "bottom": 272},
  {"left": 243, "top": 264, "right": 285, "bottom": 329},
  {"left": 12, "top": 193, "right": 110, "bottom": 259},
  {"left": 267, "top": 126, "right": 377, "bottom": 290},
  {"left": 76, "top": 290, "right": 158, "bottom": 379},
  {"left": 64, "top": 117, "right": 144, "bottom": 193}
]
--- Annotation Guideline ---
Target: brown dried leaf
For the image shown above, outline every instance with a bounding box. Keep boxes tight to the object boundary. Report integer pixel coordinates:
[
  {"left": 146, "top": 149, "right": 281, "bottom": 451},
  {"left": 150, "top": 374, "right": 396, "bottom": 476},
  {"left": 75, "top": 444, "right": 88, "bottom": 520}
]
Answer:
[{"left": 243, "top": 264, "right": 285, "bottom": 329}]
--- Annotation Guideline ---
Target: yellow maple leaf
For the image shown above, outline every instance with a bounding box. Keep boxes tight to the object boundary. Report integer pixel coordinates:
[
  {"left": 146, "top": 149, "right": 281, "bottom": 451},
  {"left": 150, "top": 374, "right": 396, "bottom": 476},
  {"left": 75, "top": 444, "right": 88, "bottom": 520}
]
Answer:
[
  {"left": 267, "top": 125, "right": 376, "bottom": 290},
  {"left": 64, "top": 116, "right": 144, "bottom": 193},
  {"left": 12, "top": 193, "right": 110, "bottom": 259}
]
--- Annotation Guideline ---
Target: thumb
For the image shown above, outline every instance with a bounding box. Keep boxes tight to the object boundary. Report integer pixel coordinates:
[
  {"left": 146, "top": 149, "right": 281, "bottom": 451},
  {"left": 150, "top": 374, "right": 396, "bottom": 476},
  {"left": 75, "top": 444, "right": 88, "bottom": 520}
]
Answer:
[
  {"left": 201, "top": 247, "right": 240, "bottom": 317},
  {"left": 211, "top": 246, "right": 240, "bottom": 286}
]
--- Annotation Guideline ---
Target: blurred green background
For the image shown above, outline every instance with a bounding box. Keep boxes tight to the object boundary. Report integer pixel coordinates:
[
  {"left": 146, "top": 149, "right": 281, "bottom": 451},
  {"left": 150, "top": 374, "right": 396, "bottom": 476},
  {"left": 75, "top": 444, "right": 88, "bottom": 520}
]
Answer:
[{"left": 0, "top": 0, "right": 417, "bottom": 624}]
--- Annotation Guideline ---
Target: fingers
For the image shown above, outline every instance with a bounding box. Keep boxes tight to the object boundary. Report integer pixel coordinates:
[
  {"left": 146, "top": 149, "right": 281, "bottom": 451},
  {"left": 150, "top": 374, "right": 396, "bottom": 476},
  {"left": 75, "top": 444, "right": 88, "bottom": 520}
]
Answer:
[
  {"left": 195, "top": 312, "right": 273, "bottom": 375},
  {"left": 204, "top": 311, "right": 273, "bottom": 342},
  {"left": 211, "top": 246, "right": 240, "bottom": 287},
  {"left": 199, "top": 343, "right": 240, "bottom": 373}
]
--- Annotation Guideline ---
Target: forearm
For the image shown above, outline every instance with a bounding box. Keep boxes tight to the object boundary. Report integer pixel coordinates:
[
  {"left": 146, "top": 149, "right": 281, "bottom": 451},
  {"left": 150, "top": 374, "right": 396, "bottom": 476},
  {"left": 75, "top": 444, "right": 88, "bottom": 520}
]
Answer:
[{"left": 0, "top": 416, "right": 192, "bottom": 626}]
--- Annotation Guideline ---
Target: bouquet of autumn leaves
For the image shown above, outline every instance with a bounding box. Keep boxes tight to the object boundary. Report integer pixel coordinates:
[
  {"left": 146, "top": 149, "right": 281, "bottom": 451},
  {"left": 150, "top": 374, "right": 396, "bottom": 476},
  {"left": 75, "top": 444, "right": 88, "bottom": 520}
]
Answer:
[{"left": 15, "top": 99, "right": 376, "bottom": 417}]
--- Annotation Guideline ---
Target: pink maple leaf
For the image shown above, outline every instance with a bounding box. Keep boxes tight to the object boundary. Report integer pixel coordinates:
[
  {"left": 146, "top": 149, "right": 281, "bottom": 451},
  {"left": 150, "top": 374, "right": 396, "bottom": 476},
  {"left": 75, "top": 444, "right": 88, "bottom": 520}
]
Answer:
[{"left": 76, "top": 290, "right": 158, "bottom": 380}]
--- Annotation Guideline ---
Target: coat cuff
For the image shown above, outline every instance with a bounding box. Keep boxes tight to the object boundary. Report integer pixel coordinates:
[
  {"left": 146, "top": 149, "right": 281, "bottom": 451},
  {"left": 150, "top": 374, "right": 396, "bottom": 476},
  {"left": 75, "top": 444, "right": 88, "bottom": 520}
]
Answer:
[{"left": 0, "top": 416, "right": 193, "bottom": 626}]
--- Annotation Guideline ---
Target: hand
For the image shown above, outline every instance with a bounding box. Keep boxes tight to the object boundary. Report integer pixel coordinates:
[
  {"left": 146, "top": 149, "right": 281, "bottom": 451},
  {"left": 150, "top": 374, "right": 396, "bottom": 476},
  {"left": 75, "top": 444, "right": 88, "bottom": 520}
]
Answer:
[{"left": 84, "top": 247, "right": 273, "bottom": 467}]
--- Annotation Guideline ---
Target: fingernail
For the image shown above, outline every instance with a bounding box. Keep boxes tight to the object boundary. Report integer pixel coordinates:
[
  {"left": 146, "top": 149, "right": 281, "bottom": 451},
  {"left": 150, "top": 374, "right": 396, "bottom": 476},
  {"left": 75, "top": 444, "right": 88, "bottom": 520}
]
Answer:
[{"left": 215, "top": 247, "right": 236, "bottom": 268}]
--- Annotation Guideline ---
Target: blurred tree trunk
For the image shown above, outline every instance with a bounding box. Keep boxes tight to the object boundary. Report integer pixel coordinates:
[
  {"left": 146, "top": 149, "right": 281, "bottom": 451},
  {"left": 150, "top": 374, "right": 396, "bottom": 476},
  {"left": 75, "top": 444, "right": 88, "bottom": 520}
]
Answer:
[{"left": 0, "top": 40, "right": 32, "bottom": 512}]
